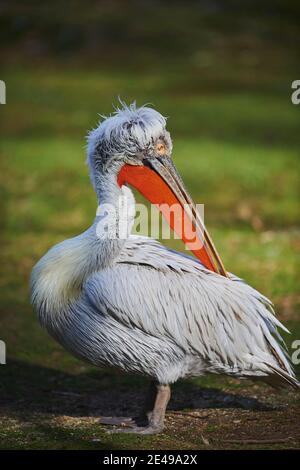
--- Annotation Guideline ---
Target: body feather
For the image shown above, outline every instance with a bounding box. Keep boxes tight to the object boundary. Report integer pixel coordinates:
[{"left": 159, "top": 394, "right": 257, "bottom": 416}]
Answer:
[
  {"left": 43, "top": 235, "right": 298, "bottom": 388},
  {"left": 31, "top": 103, "right": 299, "bottom": 391}
]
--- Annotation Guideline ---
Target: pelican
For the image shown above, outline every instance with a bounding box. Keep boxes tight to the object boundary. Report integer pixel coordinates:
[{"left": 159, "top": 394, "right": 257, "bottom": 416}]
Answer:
[{"left": 31, "top": 103, "right": 299, "bottom": 434}]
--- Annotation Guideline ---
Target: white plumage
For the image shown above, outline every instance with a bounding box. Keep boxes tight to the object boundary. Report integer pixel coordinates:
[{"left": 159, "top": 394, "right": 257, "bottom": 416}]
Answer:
[{"left": 31, "top": 103, "right": 299, "bottom": 434}]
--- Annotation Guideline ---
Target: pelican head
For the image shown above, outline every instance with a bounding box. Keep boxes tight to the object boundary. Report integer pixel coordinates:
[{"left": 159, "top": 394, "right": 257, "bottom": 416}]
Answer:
[
  {"left": 87, "top": 102, "right": 226, "bottom": 276},
  {"left": 87, "top": 103, "right": 172, "bottom": 181}
]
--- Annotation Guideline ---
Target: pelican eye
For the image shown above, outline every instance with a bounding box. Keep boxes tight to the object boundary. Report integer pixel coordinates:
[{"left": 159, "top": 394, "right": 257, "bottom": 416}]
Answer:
[{"left": 155, "top": 141, "right": 167, "bottom": 155}]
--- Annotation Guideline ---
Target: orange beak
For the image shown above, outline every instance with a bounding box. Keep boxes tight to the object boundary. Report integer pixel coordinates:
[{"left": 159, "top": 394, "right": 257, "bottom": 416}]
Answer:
[{"left": 118, "top": 157, "right": 227, "bottom": 277}]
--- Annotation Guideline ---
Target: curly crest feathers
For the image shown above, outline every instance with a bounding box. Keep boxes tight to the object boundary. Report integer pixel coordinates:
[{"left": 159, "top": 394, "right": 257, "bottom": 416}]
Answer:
[{"left": 87, "top": 101, "right": 168, "bottom": 184}]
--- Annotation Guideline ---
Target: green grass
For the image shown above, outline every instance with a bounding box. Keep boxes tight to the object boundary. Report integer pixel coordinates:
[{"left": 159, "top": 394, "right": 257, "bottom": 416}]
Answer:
[{"left": 1, "top": 45, "right": 300, "bottom": 449}]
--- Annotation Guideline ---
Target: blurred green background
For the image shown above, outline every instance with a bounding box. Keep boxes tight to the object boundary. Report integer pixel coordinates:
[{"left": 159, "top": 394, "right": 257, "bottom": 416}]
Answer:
[{"left": 0, "top": 0, "right": 299, "bottom": 450}]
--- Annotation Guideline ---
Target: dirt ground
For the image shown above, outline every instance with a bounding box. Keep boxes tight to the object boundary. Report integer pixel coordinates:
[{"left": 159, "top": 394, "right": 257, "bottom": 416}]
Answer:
[{"left": 1, "top": 360, "right": 299, "bottom": 450}]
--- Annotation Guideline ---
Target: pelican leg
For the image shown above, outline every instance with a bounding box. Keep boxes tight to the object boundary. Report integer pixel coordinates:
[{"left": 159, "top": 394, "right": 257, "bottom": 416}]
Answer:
[{"left": 107, "top": 383, "right": 171, "bottom": 434}]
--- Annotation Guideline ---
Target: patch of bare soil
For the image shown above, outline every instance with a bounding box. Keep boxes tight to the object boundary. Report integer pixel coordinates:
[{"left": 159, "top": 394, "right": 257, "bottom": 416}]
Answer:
[{"left": 0, "top": 360, "right": 299, "bottom": 449}]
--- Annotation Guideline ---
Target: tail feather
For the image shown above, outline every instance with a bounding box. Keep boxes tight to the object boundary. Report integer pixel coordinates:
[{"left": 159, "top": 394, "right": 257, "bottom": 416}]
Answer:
[{"left": 265, "top": 363, "right": 300, "bottom": 390}]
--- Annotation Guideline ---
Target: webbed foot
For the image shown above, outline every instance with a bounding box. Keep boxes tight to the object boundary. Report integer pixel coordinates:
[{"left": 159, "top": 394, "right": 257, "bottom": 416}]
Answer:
[
  {"left": 99, "top": 416, "right": 136, "bottom": 427},
  {"left": 106, "top": 425, "right": 163, "bottom": 435}
]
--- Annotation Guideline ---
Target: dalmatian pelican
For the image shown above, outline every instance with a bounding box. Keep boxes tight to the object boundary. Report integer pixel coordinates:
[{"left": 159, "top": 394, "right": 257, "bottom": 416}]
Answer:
[{"left": 31, "top": 103, "right": 299, "bottom": 434}]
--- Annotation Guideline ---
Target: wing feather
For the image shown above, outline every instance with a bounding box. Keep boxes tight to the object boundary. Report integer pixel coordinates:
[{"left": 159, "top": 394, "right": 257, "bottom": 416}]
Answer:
[{"left": 85, "top": 236, "right": 299, "bottom": 387}]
